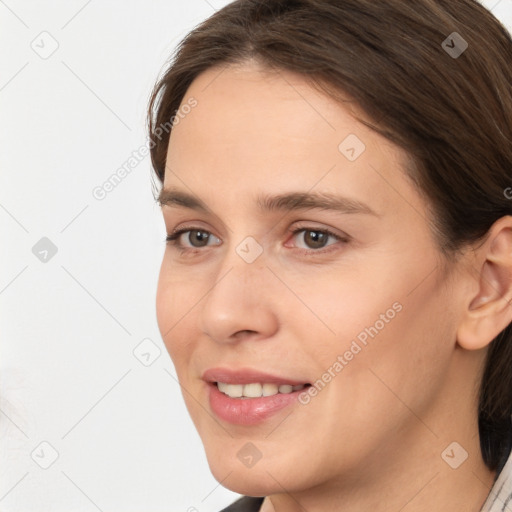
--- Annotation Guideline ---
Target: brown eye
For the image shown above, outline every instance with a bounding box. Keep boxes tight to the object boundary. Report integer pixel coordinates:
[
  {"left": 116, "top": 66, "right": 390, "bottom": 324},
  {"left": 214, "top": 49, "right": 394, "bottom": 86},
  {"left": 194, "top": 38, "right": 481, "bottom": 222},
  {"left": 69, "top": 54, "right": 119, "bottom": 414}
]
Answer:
[
  {"left": 166, "top": 228, "right": 221, "bottom": 249},
  {"left": 301, "top": 230, "right": 330, "bottom": 249},
  {"left": 291, "top": 228, "right": 343, "bottom": 251},
  {"left": 186, "top": 230, "right": 210, "bottom": 247}
]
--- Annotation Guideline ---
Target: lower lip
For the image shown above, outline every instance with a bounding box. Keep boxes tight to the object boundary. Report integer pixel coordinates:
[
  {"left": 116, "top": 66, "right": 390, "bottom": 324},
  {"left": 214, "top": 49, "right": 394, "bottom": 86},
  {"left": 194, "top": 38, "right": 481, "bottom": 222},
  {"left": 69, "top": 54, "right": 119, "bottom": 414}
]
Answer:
[{"left": 207, "top": 382, "right": 306, "bottom": 425}]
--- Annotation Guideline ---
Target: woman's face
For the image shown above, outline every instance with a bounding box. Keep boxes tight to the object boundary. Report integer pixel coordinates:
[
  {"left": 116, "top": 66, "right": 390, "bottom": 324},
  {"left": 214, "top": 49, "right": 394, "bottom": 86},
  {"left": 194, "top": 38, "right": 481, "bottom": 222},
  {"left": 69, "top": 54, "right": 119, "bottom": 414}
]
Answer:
[{"left": 156, "top": 60, "right": 471, "bottom": 496}]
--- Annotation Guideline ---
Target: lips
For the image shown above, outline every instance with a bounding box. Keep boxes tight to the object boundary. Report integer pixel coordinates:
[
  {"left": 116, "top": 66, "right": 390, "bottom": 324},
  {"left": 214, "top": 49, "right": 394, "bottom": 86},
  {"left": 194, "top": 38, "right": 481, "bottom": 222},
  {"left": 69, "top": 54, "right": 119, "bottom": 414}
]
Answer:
[
  {"left": 202, "top": 367, "right": 312, "bottom": 425},
  {"left": 202, "top": 367, "right": 310, "bottom": 387}
]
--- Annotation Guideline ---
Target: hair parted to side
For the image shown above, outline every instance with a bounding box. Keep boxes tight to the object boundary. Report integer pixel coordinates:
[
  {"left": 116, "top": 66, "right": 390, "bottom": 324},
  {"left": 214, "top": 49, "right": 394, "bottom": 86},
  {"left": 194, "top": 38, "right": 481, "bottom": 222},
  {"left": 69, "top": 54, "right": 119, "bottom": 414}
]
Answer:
[{"left": 147, "top": 0, "right": 512, "bottom": 471}]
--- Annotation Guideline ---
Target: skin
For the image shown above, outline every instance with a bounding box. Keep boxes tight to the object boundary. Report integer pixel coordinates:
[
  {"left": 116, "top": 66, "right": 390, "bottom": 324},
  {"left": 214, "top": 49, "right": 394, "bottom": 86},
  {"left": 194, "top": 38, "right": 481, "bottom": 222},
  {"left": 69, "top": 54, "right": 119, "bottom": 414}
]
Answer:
[{"left": 155, "top": 59, "right": 512, "bottom": 511}]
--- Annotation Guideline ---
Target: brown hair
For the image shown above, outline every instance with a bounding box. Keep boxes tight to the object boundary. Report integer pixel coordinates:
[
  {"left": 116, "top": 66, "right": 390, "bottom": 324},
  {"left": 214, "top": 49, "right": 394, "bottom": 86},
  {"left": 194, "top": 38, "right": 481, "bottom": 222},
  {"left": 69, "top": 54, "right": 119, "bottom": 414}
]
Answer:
[{"left": 147, "top": 0, "right": 512, "bottom": 471}]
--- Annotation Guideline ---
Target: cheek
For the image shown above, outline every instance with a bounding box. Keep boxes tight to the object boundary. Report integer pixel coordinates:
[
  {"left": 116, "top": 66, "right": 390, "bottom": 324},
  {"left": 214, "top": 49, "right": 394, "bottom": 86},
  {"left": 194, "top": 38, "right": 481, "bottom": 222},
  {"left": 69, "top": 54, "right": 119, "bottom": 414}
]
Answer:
[
  {"left": 297, "top": 256, "right": 456, "bottom": 419},
  {"left": 291, "top": 267, "right": 405, "bottom": 367},
  {"left": 155, "top": 260, "right": 196, "bottom": 366},
  {"left": 326, "top": 275, "right": 455, "bottom": 433},
  {"left": 155, "top": 262, "right": 172, "bottom": 346}
]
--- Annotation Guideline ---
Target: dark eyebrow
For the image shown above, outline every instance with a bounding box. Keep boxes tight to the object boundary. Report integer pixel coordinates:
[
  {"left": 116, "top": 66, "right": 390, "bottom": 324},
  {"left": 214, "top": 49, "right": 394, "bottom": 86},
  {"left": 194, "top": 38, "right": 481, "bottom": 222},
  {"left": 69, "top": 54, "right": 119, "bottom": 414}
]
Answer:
[{"left": 158, "top": 187, "right": 380, "bottom": 217}]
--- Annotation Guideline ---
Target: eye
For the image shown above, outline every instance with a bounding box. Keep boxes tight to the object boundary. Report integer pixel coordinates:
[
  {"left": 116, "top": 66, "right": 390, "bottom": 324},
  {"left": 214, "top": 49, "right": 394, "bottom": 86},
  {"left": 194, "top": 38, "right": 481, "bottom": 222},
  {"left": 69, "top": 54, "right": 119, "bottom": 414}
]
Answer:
[
  {"left": 287, "top": 227, "right": 348, "bottom": 252},
  {"left": 166, "top": 228, "right": 221, "bottom": 249}
]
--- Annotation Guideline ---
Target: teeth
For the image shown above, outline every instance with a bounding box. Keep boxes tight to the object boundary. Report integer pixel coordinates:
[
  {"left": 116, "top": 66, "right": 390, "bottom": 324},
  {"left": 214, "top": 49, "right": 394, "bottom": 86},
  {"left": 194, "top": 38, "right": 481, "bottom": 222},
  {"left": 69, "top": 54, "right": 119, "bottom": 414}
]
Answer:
[
  {"left": 222, "top": 383, "right": 243, "bottom": 398},
  {"left": 217, "top": 382, "right": 306, "bottom": 398},
  {"left": 243, "top": 383, "right": 262, "bottom": 397},
  {"left": 262, "top": 383, "right": 279, "bottom": 396}
]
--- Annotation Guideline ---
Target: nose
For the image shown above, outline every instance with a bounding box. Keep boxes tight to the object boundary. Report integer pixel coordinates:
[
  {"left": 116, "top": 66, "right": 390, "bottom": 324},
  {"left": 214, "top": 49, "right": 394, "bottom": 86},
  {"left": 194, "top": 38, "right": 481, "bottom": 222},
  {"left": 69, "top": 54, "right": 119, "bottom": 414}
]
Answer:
[{"left": 199, "top": 244, "right": 279, "bottom": 344}]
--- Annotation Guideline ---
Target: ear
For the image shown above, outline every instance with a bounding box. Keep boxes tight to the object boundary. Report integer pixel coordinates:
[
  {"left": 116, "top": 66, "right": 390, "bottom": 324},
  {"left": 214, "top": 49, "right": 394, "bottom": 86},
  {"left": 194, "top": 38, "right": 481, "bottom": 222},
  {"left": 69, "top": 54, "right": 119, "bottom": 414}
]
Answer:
[{"left": 457, "top": 216, "right": 512, "bottom": 351}]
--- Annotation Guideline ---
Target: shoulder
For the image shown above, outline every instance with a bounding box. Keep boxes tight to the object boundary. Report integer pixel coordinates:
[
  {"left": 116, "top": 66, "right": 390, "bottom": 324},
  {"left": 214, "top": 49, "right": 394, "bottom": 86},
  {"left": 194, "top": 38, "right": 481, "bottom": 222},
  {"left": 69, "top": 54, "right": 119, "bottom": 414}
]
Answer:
[{"left": 219, "top": 496, "right": 265, "bottom": 512}]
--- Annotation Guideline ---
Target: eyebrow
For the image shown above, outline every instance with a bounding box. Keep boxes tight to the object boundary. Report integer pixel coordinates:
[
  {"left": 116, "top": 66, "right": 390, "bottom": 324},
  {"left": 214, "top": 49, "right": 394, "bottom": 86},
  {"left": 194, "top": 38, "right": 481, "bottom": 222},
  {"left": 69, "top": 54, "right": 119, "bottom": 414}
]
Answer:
[{"left": 158, "top": 187, "right": 380, "bottom": 217}]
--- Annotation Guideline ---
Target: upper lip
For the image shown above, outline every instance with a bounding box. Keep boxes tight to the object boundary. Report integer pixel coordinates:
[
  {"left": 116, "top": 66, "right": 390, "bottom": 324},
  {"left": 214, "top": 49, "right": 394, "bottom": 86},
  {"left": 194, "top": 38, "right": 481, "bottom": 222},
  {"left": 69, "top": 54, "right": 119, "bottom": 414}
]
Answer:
[{"left": 202, "top": 367, "right": 310, "bottom": 386}]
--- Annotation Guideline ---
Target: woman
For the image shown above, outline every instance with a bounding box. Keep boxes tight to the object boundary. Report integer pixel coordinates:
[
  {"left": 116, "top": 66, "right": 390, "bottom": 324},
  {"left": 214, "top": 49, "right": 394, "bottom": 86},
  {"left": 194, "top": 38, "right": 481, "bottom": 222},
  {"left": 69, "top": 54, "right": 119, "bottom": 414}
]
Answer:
[{"left": 147, "top": 0, "right": 512, "bottom": 510}]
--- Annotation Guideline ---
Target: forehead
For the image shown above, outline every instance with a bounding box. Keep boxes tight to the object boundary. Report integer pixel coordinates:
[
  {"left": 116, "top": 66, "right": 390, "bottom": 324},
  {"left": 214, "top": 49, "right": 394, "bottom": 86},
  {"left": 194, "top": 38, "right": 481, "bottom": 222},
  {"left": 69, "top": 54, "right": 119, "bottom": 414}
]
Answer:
[
  {"left": 164, "top": 61, "right": 422, "bottom": 221},
  {"left": 169, "top": 60, "right": 369, "bottom": 151}
]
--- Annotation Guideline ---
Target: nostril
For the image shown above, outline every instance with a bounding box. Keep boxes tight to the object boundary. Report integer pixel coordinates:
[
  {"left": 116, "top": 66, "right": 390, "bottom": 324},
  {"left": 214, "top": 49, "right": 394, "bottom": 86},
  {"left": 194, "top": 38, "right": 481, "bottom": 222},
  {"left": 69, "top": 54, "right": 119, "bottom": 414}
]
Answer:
[{"left": 234, "top": 330, "right": 258, "bottom": 338}]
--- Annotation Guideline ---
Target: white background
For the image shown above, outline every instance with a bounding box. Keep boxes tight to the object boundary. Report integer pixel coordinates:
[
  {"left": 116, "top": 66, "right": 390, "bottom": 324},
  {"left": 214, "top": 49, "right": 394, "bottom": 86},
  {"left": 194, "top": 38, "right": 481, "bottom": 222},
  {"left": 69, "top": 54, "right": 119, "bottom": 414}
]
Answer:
[{"left": 1, "top": 1, "right": 511, "bottom": 511}]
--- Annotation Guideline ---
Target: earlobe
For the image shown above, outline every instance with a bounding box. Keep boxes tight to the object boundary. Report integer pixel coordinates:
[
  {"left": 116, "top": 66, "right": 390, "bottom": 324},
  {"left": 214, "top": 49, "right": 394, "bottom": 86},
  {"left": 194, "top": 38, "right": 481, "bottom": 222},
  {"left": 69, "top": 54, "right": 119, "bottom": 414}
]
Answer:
[{"left": 457, "top": 218, "right": 512, "bottom": 351}]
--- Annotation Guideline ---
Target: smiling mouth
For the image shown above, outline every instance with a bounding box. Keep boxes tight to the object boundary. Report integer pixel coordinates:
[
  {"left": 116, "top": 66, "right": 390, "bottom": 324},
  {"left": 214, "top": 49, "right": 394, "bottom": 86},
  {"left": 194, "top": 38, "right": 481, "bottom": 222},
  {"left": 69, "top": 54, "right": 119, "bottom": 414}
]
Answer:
[{"left": 215, "top": 382, "right": 311, "bottom": 398}]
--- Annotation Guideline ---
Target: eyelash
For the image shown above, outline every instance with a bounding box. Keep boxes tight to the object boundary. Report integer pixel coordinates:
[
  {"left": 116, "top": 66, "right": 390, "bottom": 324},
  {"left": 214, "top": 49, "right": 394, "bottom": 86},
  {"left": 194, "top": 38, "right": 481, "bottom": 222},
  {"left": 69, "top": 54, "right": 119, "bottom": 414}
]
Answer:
[{"left": 165, "top": 225, "right": 349, "bottom": 256}]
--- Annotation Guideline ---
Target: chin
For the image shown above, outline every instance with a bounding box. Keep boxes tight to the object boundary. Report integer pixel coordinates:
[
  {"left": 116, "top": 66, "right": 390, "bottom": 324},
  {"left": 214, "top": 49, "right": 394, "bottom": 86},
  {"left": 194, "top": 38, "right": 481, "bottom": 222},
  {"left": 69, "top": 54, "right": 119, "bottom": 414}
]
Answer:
[
  {"left": 203, "top": 441, "right": 307, "bottom": 498},
  {"left": 208, "top": 463, "right": 277, "bottom": 497}
]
